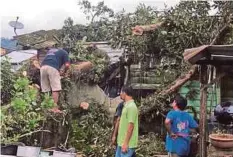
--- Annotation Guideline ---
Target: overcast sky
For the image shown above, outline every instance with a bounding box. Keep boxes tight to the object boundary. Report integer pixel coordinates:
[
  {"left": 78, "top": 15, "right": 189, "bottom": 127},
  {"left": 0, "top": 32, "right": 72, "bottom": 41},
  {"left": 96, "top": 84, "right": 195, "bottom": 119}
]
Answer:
[{"left": 0, "top": 0, "right": 179, "bottom": 38}]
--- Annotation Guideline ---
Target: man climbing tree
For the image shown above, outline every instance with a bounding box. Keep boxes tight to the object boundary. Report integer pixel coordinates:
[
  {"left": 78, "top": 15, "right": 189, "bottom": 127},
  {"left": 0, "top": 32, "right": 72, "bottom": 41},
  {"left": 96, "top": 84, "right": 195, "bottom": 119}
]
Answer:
[{"left": 40, "top": 47, "right": 70, "bottom": 113}]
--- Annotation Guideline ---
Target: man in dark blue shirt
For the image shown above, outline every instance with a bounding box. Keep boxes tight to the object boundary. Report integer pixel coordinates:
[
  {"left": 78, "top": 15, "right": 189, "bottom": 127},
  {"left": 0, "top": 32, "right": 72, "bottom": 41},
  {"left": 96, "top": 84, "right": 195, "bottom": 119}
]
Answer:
[
  {"left": 111, "top": 102, "right": 124, "bottom": 146},
  {"left": 165, "top": 95, "right": 198, "bottom": 157},
  {"left": 40, "top": 48, "right": 70, "bottom": 113}
]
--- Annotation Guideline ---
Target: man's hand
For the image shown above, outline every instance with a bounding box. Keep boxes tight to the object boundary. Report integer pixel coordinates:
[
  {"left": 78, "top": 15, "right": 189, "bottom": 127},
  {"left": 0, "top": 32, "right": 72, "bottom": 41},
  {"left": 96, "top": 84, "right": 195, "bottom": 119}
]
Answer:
[
  {"left": 60, "top": 71, "right": 64, "bottom": 76},
  {"left": 111, "top": 136, "right": 116, "bottom": 147},
  {"left": 170, "top": 133, "right": 178, "bottom": 139},
  {"left": 121, "top": 143, "right": 128, "bottom": 153}
]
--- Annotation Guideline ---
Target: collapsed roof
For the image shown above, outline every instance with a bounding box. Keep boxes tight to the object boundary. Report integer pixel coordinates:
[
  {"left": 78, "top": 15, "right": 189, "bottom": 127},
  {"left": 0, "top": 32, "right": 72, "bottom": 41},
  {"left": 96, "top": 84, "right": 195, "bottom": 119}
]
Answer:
[{"left": 13, "top": 29, "right": 61, "bottom": 49}]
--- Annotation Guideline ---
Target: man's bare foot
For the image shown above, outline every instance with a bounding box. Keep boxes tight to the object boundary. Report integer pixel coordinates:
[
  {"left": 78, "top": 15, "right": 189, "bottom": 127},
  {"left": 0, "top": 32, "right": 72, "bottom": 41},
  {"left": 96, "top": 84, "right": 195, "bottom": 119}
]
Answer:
[{"left": 49, "top": 107, "right": 63, "bottom": 114}]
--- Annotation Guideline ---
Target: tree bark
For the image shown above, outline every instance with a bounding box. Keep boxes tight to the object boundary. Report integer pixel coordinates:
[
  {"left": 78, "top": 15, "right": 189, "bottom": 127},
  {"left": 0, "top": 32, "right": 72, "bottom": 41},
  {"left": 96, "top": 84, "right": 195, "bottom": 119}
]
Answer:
[
  {"left": 132, "top": 23, "right": 163, "bottom": 36},
  {"left": 159, "top": 65, "right": 197, "bottom": 95},
  {"left": 199, "top": 65, "right": 208, "bottom": 157}
]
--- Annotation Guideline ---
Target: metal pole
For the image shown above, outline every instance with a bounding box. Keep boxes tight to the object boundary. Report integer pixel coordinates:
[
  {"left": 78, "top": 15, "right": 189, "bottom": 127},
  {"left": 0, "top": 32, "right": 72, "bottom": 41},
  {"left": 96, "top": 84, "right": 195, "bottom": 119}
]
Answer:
[{"left": 199, "top": 65, "right": 208, "bottom": 157}]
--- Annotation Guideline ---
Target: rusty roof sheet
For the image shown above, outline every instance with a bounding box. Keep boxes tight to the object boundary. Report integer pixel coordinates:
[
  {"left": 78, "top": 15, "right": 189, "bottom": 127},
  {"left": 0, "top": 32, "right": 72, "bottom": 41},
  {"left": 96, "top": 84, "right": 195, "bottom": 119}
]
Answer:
[
  {"left": 14, "top": 29, "right": 60, "bottom": 48},
  {"left": 32, "top": 40, "right": 57, "bottom": 49},
  {"left": 183, "top": 45, "right": 233, "bottom": 65}
]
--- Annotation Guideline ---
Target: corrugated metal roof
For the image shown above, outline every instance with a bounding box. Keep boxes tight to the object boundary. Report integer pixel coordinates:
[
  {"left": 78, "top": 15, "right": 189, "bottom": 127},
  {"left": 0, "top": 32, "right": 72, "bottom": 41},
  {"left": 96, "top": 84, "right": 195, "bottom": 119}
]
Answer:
[
  {"left": 14, "top": 29, "right": 61, "bottom": 47},
  {"left": 1, "top": 50, "right": 37, "bottom": 63},
  {"left": 96, "top": 44, "right": 123, "bottom": 64},
  {"left": 32, "top": 40, "right": 57, "bottom": 49}
]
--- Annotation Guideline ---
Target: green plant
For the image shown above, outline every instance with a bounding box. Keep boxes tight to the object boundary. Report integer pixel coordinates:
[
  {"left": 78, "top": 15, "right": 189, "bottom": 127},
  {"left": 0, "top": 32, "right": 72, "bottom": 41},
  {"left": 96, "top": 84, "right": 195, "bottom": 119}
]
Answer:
[
  {"left": 69, "top": 101, "right": 114, "bottom": 156},
  {"left": 41, "top": 93, "right": 56, "bottom": 109},
  {"left": 136, "top": 133, "right": 165, "bottom": 156},
  {"left": 70, "top": 41, "right": 110, "bottom": 84},
  {"left": 1, "top": 58, "right": 16, "bottom": 104},
  {"left": 0, "top": 76, "right": 54, "bottom": 145}
]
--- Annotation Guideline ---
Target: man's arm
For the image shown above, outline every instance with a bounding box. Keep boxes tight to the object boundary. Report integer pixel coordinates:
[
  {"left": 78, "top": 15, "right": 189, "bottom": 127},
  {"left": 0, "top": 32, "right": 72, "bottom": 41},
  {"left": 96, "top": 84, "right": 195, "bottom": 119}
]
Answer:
[
  {"left": 189, "top": 115, "right": 199, "bottom": 135},
  {"left": 64, "top": 62, "right": 70, "bottom": 73},
  {"left": 62, "top": 50, "right": 70, "bottom": 74},
  {"left": 123, "top": 122, "right": 134, "bottom": 146},
  {"left": 111, "top": 117, "right": 120, "bottom": 146},
  {"left": 165, "top": 118, "right": 173, "bottom": 135},
  {"left": 165, "top": 112, "right": 177, "bottom": 139},
  {"left": 165, "top": 119, "right": 177, "bottom": 139},
  {"left": 111, "top": 102, "right": 124, "bottom": 146}
]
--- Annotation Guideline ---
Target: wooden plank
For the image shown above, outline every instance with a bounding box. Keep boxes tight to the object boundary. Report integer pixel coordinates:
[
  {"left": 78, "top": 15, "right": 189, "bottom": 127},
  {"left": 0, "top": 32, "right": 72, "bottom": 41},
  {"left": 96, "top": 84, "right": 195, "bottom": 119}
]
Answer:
[
  {"left": 131, "top": 83, "right": 160, "bottom": 89},
  {"left": 199, "top": 65, "right": 208, "bottom": 157},
  {"left": 196, "top": 60, "right": 233, "bottom": 65}
]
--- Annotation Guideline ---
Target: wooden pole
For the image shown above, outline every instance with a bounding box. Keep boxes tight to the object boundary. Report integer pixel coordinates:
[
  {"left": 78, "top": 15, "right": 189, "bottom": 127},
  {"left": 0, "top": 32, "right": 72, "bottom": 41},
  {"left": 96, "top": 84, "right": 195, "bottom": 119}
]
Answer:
[{"left": 199, "top": 65, "right": 208, "bottom": 157}]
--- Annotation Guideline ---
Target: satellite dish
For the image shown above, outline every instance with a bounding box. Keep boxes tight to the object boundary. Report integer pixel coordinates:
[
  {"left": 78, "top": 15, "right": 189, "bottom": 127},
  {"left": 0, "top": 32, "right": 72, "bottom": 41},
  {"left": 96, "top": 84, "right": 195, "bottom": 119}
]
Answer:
[{"left": 9, "top": 17, "right": 24, "bottom": 36}]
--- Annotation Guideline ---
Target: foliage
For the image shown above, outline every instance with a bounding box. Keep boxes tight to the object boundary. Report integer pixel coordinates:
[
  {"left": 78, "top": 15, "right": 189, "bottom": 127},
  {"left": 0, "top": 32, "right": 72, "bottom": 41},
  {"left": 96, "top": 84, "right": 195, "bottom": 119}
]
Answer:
[
  {"left": 78, "top": 0, "right": 114, "bottom": 41},
  {"left": 69, "top": 101, "right": 166, "bottom": 156},
  {"left": 78, "top": 0, "right": 114, "bottom": 23},
  {"left": 61, "top": 0, "right": 113, "bottom": 84},
  {"left": 104, "top": 1, "right": 233, "bottom": 116},
  {"left": 69, "top": 41, "right": 110, "bottom": 84},
  {"left": 61, "top": 17, "right": 87, "bottom": 49},
  {"left": 136, "top": 133, "right": 165, "bottom": 156},
  {"left": 0, "top": 76, "right": 55, "bottom": 144},
  {"left": 138, "top": 1, "right": 233, "bottom": 115},
  {"left": 1, "top": 58, "right": 16, "bottom": 104},
  {"left": 48, "top": 1, "right": 233, "bottom": 156},
  {"left": 69, "top": 101, "right": 114, "bottom": 156},
  {"left": 110, "top": 4, "right": 159, "bottom": 48}
]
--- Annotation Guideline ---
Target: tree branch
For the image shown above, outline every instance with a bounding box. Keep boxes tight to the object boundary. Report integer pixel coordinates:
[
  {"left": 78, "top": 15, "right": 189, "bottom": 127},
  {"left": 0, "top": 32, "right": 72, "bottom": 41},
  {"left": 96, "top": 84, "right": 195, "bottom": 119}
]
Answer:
[
  {"left": 210, "top": 24, "right": 229, "bottom": 45},
  {"left": 159, "top": 65, "right": 197, "bottom": 96},
  {"left": 19, "top": 130, "right": 51, "bottom": 138}
]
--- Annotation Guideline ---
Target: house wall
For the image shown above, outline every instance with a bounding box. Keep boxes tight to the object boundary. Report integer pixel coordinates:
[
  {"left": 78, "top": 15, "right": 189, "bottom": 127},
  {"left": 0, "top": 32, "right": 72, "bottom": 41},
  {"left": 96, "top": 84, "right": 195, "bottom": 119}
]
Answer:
[
  {"left": 179, "top": 80, "right": 220, "bottom": 119},
  {"left": 221, "top": 75, "right": 233, "bottom": 103}
]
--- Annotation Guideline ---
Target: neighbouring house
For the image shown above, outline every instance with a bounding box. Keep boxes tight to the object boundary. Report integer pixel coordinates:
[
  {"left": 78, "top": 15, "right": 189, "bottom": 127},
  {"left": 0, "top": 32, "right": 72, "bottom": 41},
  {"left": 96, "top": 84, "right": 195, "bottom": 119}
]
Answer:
[
  {"left": 14, "top": 29, "right": 61, "bottom": 48},
  {"left": 182, "top": 44, "right": 233, "bottom": 156},
  {"left": 12, "top": 29, "right": 61, "bottom": 65},
  {"left": 180, "top": 45, "right": 233, "bottom": 116},
  {"left": 1, "top": 38, "right": 20, "bottom": 55},
  {"left": 1, "top": 49, "right": 37, "bottom": 72},
  {"left": 83, "top": 41, "right": 124, "bottom": 98}
]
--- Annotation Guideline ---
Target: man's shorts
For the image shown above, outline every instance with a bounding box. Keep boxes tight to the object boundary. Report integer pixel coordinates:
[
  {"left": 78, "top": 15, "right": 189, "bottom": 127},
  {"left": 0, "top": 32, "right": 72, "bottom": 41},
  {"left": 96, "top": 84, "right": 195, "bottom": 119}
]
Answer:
[{"left": 40, "top": 65, "right": 61, "bottom": 92}]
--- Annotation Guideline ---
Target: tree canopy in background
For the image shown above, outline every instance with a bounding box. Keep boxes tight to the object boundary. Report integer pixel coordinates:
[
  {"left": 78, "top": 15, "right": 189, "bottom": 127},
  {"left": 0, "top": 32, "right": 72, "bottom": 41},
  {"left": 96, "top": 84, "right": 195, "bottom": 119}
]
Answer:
[
  {"left": 61, "top": 0, "right": 233, "bottom": 116},
  {"left": 1, "top": 1, "right": 232, "bottom": 156}
]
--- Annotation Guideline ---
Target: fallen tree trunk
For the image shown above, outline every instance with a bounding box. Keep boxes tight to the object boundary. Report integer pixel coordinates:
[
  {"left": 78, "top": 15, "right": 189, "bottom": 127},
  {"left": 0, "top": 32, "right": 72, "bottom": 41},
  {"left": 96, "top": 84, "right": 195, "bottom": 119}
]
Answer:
[
  {"left": 140, "top": 65, "right": 197, "bottom": 116},
  {"left": 132, "top": 22, "right": 163, "bottom": 36},
  {"left": 159, "top": 65, "right": 197, "bottom": 95}
]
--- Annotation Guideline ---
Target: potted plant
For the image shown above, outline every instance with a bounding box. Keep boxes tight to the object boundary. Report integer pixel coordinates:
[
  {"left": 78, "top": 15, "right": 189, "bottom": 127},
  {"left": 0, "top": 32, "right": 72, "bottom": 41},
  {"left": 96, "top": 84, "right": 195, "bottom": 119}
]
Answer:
[{"left": 209, "top": 129, "right": 233, "bottom": 149}]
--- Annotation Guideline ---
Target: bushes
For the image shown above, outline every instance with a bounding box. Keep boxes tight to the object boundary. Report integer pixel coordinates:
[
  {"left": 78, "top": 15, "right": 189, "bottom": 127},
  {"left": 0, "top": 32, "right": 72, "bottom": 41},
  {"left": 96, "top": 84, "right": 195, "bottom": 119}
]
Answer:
[
  {"left": 69, "top": 101, "right": 114, "bottom": 156},
  {"left": 1, "top": 58, "right": 16, "bottom": 104},
  {"left": 0, "top": 76, "right": 55, "bottom": 145}
]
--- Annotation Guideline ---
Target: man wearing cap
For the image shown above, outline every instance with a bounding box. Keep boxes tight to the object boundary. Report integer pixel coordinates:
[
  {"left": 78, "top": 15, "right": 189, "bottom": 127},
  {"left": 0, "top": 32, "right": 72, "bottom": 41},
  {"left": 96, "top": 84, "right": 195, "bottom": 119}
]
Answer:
[{"left": 40, "top": 48, "right": 70, "bottom": 113}]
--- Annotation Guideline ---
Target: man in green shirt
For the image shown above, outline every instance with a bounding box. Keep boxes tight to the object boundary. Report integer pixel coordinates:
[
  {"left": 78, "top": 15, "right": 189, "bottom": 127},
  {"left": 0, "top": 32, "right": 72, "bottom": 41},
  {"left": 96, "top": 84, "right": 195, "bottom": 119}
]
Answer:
[{"left": 116, "top": 86, "right": 138, "bottom": 157}]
